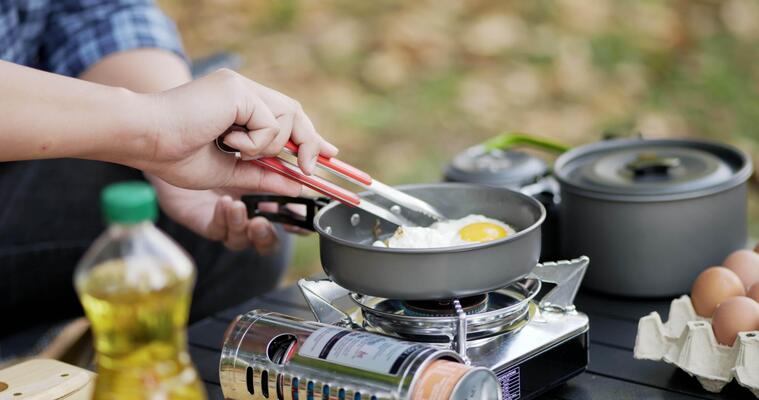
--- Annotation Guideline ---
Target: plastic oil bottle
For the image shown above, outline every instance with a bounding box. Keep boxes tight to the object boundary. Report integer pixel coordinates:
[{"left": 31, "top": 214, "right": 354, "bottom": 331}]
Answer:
[{"left": 74, "top": 181, "right": 206, "bottom": 399}]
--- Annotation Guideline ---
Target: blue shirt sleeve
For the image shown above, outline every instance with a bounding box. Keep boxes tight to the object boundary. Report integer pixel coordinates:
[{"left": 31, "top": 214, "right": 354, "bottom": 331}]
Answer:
[{"left": 40, "top": 0, "right": 187, "bottom": 77}]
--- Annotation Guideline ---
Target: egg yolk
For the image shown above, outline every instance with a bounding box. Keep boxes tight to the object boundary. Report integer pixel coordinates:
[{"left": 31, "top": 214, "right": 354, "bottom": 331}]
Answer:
[{"left": 458, "top": 222, "right": 508, "bottom": 243}]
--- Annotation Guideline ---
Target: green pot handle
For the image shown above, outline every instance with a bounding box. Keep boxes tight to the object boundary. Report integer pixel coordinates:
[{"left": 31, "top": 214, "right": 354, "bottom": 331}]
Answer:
[{"left": 482, "top": 132, "right": 571, "bottom": 154}]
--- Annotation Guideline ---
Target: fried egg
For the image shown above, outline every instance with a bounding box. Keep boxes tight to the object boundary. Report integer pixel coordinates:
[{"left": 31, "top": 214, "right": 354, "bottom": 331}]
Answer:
[{"left": 372, "top": 214, "right": 516, "bottom": 249}]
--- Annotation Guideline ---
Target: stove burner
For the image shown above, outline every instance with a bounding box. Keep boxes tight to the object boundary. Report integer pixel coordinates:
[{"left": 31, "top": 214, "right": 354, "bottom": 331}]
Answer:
[
  {"left": 401, "top": 294, "right": 489, "bottom": 317},
  {"left": 350, "top": 278, "right": 542, "bottom": 343}
]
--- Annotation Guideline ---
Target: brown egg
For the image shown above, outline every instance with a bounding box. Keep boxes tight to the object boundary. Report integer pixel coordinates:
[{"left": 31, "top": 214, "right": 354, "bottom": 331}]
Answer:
[
  {"left": 748, "top": 283, "right": 759, "bottom": 303},
  {"left": 711, "top": 296, "right": 759, "bottom": 346},
  {"left": 690, "top": 266, "right": 746, "bottom": 317},
  {"left": 724, "top": 250, "right": 759, "bottom": 290}
]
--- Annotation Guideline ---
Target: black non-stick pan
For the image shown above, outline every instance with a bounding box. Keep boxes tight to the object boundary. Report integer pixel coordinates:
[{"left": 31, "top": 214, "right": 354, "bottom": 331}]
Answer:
[{"left": 245, "top": 183, "right": 545, "bottom": 300}]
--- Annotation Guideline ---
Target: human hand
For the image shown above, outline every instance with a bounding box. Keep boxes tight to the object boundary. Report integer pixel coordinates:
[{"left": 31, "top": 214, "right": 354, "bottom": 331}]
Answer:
[
  {"left": 135, "top": 69, "right": 338, "bottom": 195},
  {"left": 149, "top": 176, "right": 298, "bottom": 253}
]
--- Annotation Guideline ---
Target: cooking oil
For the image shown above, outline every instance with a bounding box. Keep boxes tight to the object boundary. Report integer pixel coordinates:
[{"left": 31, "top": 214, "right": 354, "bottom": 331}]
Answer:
[{"left": 75, "top": 181, "right": 206, "bottom": 399}]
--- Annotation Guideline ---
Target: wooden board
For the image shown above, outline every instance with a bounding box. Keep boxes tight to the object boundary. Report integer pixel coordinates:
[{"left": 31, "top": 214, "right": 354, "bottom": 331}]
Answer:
[{"left": 0, "top": 359, "right": 94, "bottom": 400}]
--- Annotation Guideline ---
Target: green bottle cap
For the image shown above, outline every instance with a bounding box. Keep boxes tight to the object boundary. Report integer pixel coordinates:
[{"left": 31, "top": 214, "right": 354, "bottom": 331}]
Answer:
[{"left": 101, "top": 181, "right": 158, "bottom": 224}]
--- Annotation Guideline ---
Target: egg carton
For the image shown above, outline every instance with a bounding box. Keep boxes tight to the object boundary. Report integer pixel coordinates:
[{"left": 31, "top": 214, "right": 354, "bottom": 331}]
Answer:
[{"left": 634, "top": 295, "right": 759, "bottom": 396}]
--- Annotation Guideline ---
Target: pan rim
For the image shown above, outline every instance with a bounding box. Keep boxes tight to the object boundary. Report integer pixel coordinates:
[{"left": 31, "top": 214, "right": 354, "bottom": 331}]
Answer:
[{"left": 312, "top": 182, "right": 546, "bottom": 254}]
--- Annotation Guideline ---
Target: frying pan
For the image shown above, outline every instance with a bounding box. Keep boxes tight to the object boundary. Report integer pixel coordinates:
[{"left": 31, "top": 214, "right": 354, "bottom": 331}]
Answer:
[{"left": 246, "top": 183, "right": 545, "bottom": 300}]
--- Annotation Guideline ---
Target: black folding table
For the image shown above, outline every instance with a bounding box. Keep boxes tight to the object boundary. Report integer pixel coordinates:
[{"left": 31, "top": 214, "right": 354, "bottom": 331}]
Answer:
[{"left": 189, "top": 284, "right": 756, "bottom": 399}]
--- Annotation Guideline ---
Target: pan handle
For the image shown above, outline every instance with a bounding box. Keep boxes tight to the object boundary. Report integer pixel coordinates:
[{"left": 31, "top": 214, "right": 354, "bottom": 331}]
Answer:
[
  {"left": 240, "top": 195, "right": 330, "bottom": 231},
  {"left": 482, "top": 132, "right": 571, "bottom": 154},
  {"left": 519, "top": 176, "right": 561, "bottom": 205}
]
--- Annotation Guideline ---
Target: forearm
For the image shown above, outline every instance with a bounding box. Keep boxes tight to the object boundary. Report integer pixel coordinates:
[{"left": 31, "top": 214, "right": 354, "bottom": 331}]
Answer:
[
  {"left": 0, "top": 60, "right": 156, "bottom": 165},
  {"left": 79, "top": 48, "right": 191, "bottom": 93},
  {"left": 79, "top": 49, "right": 193, "bottom": 194}
]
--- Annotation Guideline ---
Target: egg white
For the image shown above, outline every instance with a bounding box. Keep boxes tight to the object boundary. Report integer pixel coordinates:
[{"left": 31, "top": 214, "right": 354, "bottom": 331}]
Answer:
[{"left": 372, "top": 214, "right": 515, "bottom": 249}]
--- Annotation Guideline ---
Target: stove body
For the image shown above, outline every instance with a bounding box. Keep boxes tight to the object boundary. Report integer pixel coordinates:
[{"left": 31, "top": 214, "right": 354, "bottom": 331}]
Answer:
[
  {"left": 298, "top": 257, "right": 590, "bottom": 400},
  {"left": 465, "top": 308, "right": 588, "bottom": 399}
]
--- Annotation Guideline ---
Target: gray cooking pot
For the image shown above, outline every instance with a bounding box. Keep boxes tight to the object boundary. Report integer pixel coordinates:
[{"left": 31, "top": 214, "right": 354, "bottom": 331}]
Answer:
[
  {"left": 554, "top": 138, "right": 752, "bottom": 297},
  {"left": 313, "top": 183, "right": 545, "bottom": 300}
]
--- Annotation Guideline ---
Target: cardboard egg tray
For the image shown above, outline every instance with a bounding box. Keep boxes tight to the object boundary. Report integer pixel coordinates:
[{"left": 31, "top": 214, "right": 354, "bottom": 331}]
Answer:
[{"left": 634, "top": 295, "right": 759, "bottom": 397}]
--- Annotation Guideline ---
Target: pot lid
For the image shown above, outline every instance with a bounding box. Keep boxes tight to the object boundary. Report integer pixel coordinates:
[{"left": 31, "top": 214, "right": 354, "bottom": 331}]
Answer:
[
  {"left": 444, "top": 145, "right": 548, "bottom": 188},
  {"left": 554, "top": 139, "right": 752, "bottom": 200}
]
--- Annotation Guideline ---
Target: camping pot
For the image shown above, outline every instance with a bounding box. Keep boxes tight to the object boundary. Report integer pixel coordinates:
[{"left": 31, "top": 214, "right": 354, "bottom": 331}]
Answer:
[{"left": 554, "top": 138, "right": 753, "bottom": 297}]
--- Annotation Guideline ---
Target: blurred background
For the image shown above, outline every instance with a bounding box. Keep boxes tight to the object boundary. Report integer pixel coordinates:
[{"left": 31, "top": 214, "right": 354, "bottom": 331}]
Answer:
[{"left": 158, "top": 0, "right": 759, "bottom": 284}]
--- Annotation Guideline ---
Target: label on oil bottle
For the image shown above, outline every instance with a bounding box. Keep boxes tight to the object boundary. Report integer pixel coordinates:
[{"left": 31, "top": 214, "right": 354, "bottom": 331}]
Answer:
[{"left": 299, "top": 327, "right": 425, "bottom": 375}]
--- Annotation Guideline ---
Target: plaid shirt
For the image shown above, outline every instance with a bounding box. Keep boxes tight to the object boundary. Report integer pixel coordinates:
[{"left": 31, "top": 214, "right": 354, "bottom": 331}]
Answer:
[{"left": 0, "top": 0, "right": 185, "bottom": 77}]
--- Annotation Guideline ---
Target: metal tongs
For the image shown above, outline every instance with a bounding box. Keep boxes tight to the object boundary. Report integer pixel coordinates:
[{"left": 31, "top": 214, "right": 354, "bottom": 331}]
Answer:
[{"left": 215, "top": 126, "right": 445, "bottom": 227}]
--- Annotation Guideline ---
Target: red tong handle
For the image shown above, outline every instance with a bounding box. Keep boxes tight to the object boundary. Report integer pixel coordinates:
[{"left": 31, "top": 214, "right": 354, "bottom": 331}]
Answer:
[
  {"left": 283, "top": 141, "right": 372, "bottom": 186},
  {"left": 217, "top": 125, "right": 370, "bottom": 206},
  {"left": 252, "top": 158, "right": 361, "bottom": 206}
]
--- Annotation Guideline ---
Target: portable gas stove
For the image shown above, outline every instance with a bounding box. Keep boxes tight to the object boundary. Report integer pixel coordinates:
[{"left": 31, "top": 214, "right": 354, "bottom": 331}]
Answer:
[{"left": 297, "top": 256, "right": 590, "bottom": 400}]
